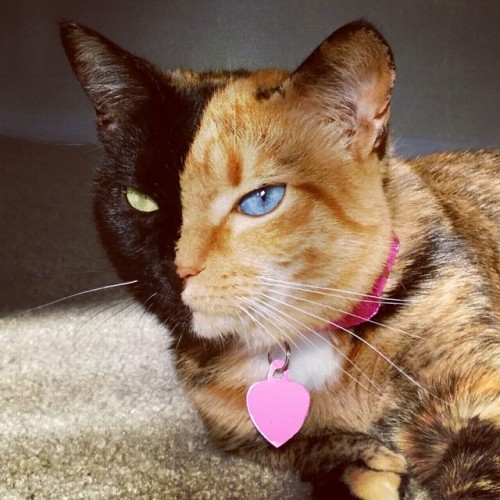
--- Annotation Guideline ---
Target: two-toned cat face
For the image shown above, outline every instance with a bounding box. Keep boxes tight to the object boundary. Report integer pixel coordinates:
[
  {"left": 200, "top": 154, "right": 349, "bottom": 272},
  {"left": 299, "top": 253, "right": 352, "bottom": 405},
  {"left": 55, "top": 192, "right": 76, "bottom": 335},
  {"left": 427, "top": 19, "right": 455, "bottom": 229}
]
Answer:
[{"left": 61, "top": 20, "right": 395, "bottom": 350}]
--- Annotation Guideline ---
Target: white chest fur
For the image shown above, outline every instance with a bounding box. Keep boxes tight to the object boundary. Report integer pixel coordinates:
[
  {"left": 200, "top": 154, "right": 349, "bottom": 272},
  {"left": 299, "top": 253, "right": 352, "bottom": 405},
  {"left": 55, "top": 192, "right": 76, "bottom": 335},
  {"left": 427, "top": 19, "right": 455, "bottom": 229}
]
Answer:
[{"left": 250, "top": 332, "right": 344, "bottom": 392}]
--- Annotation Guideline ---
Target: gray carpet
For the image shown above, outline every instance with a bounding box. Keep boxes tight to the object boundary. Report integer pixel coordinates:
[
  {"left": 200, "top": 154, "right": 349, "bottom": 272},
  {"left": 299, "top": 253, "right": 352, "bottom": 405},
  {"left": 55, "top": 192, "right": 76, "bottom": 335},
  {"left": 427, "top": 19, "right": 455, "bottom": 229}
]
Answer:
[
  {"left": 1, "top": 304, "right": 308, "bottom": 499},
  {"left": 0, "top": 136, "right": 309, "bottom": 498}
]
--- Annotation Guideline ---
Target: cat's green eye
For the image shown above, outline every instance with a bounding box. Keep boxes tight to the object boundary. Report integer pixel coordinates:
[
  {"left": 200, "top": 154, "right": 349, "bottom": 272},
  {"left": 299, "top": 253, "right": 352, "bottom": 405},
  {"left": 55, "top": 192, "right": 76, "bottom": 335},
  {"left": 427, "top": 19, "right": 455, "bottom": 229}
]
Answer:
[{"left": 125, "top": 187, "right": 159, "bottom": 213}]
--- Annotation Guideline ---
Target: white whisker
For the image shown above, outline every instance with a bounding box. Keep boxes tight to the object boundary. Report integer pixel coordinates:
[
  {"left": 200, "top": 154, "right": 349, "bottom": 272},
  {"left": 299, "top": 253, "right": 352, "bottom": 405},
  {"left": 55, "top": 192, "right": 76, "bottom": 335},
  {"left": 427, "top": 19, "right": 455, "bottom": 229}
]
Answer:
[
  {"left": 248, "top": 300, "right": 308, "bottom": 349},
  {"left": 236, "top": 302, "right": 282, "bottom": 348},
  {"left": 264, "top": 288, "right": 421, "bottom": 339},
  {"left": 15, "top": 280, "right": 139, "bottom": 316},
  {"left": 71, "top": 298, "right": 139, "bottom": 352},
  {"left": 260, "top": 276, "right": 413, "bottom": 305},
  {"left": 135, "top": 292, "right": 159, "bottom": 338},
  {"left": 336, "top": 238, "right": 396, "bottom": 250},
  {"left": 238, "top": 295, "right": 302, "bottom": 352}
]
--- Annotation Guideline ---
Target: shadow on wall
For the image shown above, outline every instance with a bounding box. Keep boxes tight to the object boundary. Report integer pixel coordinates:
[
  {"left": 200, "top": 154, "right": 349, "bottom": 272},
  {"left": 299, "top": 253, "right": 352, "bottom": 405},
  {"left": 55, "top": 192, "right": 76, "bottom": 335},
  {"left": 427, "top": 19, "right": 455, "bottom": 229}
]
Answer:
[
  {"left": 0, "top": 0, "right": 499, "bottom": 147},
  {"left": 0, "top": 137, "right": 118, "bottom": 314}
]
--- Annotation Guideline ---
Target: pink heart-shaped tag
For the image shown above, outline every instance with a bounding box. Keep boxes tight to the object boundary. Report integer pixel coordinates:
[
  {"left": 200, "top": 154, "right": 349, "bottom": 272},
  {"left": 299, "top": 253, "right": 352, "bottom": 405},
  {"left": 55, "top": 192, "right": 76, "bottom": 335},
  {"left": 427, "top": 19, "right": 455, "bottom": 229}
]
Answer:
[{"left": 246, "top": 360, "right": 310, "bottom": 447}]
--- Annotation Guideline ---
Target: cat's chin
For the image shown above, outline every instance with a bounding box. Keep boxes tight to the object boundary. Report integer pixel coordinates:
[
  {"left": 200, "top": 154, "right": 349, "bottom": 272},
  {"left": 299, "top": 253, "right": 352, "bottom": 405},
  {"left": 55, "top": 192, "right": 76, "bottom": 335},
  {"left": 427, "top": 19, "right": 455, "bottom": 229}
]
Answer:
[
  {"left": 190, "top": 311, "right": 286, "bottom": 350},
  {"left": 191, "top": 311, "right": 243, "bottom": 341}
]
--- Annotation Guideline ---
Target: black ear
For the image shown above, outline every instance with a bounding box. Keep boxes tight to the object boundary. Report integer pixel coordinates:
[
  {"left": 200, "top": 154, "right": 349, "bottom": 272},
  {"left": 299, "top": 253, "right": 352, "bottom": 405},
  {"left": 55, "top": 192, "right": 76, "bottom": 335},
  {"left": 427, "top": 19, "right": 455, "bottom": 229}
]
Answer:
[
  {"left": 60, "top": 22, "right": 163, "bottom": 136},
  {"left": 289, "top": 20, "right": 395, "bottom": 160}
]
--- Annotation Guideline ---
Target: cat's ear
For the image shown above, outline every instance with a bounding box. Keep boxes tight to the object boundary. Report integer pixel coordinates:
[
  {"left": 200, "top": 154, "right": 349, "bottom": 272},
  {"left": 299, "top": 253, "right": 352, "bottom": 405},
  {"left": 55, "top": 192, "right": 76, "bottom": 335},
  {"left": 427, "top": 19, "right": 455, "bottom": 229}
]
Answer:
[
  {"left": 60, "top": 22, "right": 162, "bottom": 137},
  {"left": 288, "top": 20, "right": 395, "bottom": 160}
]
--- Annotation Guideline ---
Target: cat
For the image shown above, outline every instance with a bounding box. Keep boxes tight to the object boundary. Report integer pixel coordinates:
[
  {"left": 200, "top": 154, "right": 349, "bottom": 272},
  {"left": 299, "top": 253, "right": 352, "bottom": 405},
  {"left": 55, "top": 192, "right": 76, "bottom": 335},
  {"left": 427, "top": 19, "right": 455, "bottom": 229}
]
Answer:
[{"left": 60, "top": 19, "right": 500, "bottom": 499}]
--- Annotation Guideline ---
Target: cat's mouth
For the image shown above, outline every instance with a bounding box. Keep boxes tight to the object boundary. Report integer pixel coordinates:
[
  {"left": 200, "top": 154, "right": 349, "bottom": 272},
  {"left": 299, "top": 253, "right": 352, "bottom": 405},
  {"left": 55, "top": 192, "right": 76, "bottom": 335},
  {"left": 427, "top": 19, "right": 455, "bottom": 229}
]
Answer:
[
  {"left": 184, "top": 288, "right": 350, "bottom": 347},
  {"left": 183, "top": 236, "right": 399, "bottom": 345}
]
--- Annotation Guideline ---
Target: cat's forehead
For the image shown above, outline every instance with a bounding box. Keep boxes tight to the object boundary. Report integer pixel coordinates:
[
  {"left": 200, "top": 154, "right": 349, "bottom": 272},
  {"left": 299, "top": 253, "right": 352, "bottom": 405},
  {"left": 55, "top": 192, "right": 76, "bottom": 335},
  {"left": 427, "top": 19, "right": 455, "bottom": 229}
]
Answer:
[
  {"left": 193, "top": 68, "right": 290, "bottom": 144},
  {"left": 180, "top": 70, "right": 291, "bottom": 202}
]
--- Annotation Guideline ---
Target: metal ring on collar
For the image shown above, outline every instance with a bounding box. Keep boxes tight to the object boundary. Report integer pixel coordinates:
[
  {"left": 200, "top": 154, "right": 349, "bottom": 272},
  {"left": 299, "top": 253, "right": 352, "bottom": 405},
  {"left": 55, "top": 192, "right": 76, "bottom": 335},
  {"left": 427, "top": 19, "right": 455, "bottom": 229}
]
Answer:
[{"left": 267, "top": 341, "right": 291, "bottom": 374}]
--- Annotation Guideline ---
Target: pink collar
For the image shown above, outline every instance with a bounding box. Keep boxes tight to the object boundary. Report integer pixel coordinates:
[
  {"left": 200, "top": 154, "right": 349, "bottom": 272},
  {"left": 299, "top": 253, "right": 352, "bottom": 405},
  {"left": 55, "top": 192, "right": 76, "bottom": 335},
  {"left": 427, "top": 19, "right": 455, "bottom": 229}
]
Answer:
[{"left": 330, "top": 236, "right": 400, "bottom": 330}]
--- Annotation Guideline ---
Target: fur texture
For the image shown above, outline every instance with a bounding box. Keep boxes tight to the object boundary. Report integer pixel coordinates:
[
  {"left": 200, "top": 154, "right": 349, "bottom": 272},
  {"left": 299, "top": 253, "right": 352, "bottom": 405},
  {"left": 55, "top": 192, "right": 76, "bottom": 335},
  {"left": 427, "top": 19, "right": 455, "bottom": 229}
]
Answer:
[{"left": 61, "top": 20, "right": 500, "bottom": 498}]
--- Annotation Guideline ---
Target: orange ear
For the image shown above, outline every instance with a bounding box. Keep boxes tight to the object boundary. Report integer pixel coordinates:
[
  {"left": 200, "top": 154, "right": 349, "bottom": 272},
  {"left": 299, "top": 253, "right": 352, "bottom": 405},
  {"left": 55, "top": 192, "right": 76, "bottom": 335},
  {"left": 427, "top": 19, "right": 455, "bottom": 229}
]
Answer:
[{"left": 289, "top": 21, "right": 395, "bottom": 160}]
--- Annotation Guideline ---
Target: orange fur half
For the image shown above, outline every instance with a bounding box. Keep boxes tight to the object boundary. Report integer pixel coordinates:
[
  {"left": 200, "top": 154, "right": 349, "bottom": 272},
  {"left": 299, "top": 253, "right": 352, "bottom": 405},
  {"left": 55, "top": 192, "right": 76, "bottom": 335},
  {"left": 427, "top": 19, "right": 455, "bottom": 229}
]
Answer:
[{"left": 173, "top": 24, "right": 500, "bottom": 499}]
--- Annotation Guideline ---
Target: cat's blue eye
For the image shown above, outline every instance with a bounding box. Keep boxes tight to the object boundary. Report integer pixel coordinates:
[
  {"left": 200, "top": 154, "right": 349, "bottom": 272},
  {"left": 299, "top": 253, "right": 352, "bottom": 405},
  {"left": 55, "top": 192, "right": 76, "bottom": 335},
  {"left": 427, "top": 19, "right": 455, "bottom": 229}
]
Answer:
[{"left": 238, "top": 185, "right": 286, "bottom": 217}]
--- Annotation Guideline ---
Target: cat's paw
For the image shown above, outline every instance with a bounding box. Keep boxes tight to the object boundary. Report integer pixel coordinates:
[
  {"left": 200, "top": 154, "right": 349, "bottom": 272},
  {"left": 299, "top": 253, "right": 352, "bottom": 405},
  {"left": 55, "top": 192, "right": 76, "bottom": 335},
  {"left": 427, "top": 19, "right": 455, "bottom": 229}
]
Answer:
[
  {"left": 343, "top": 465, "right": 406, "bottom": 500},
  {"left": 360, "top": 445, "right": 407, "bottom": 474},
  {"left": 340, "top": 445, "right": 407, "bottom": 499},
  {"left": 311, "top": 465, "right": 409, "bottom": 500},
  {"left": 307, "top": 438, "right": 409, "bottom": 499}
]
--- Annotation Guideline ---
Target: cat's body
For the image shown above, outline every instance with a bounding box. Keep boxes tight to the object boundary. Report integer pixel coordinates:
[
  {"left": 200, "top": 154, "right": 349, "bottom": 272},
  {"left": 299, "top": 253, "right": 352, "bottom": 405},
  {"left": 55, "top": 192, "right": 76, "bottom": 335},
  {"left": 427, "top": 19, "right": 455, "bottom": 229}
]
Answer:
[{"left": 61, "top": 21, "right": 500, "bottom": 499}]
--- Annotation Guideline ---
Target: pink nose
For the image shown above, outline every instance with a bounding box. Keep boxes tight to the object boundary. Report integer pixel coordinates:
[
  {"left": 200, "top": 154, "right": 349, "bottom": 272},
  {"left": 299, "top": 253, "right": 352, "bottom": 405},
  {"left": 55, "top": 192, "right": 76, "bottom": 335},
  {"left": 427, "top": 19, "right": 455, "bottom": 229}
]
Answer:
[{"left": 175, "top": 265, "right": 201, "bottom": 281}]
